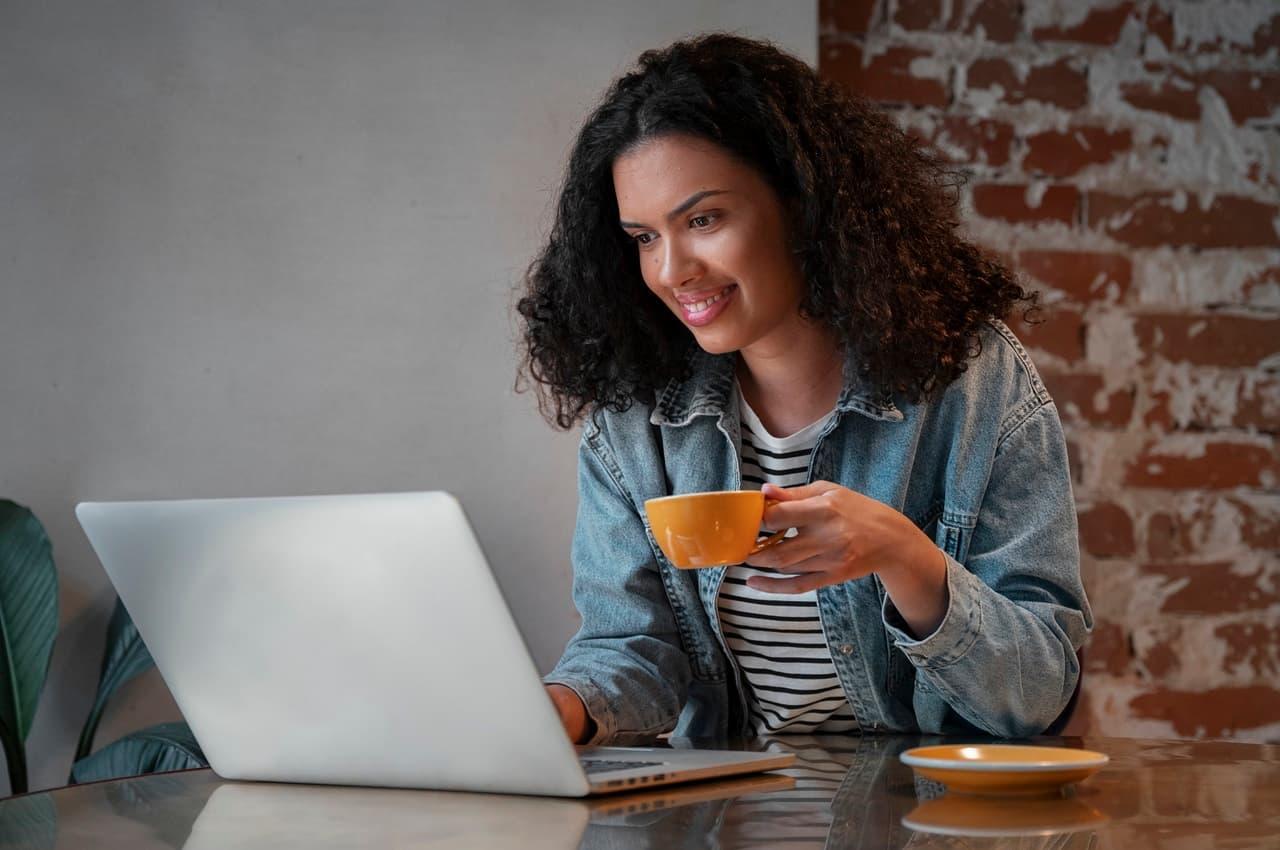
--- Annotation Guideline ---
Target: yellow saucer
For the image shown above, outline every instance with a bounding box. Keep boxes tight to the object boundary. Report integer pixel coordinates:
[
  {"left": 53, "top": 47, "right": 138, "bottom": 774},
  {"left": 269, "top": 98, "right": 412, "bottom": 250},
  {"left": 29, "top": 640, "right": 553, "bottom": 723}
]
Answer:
[
  {"left": 899, "top": 745, "right": 1109, "bottom": 796},
  {"left": 903, "top": 793, "right": 1110, "bottom": 837}
]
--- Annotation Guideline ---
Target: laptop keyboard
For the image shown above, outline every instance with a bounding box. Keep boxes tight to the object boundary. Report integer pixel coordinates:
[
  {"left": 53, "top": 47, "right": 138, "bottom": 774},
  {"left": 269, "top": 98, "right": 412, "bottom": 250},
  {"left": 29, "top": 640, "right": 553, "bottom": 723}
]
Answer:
[{"left": 579, "top": 758, "right": 663, "bottom": 774}]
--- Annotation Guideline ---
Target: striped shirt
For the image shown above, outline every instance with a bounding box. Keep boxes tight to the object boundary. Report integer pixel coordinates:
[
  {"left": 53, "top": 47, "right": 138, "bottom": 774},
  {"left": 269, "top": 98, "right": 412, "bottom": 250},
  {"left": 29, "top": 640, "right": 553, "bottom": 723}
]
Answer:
[{"left": 716, "top": 388, "right": 860, "bottom": 735}]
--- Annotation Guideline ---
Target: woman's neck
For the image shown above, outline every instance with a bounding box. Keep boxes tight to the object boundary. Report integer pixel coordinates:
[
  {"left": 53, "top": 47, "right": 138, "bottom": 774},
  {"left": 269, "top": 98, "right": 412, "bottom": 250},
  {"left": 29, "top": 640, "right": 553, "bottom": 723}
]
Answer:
[{"left": 735, "top": 325, "right": 844, "bottom": 437}]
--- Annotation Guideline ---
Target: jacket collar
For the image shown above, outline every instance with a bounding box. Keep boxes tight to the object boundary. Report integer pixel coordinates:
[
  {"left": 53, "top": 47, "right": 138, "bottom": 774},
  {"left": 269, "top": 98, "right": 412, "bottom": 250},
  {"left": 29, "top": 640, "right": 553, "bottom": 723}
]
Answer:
[{"left": 650, "top": 347, "right": 904, "bottom": 427}]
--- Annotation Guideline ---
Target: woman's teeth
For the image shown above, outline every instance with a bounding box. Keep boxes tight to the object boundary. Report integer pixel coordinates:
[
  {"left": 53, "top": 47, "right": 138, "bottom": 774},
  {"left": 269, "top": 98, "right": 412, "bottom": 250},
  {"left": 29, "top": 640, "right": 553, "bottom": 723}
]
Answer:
[{"left": 686, "top": 287, "right": 732, "bottom": 312}]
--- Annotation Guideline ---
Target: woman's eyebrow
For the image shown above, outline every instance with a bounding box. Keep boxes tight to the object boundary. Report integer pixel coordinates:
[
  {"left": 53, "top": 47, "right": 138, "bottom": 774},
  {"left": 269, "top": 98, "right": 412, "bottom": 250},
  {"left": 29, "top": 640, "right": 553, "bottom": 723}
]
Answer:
[{"left": 619, "top": 189, "right": 729, "bottom": 228}]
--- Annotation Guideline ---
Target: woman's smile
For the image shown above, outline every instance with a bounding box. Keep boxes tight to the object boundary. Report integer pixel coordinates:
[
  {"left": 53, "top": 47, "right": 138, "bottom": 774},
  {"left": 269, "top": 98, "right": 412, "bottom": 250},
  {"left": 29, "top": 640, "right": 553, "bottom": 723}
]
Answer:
[{"left": 676, "top": 283, "right": 737, "bottom": 326}]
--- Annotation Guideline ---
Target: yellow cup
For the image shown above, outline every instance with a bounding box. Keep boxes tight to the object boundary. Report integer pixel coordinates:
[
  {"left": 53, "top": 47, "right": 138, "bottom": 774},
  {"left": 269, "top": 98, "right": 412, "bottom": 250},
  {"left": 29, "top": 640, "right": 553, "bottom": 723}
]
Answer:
[{"left": 643, "top": 490, "right": 787, "bottom": 569}]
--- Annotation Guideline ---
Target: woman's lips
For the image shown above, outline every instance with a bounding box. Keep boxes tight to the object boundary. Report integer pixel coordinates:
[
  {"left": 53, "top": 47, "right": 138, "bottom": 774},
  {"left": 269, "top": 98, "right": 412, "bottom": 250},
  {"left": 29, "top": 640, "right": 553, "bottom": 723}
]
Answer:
[{"left": 678, "top": 284, "right": 737, "bottom": 327}]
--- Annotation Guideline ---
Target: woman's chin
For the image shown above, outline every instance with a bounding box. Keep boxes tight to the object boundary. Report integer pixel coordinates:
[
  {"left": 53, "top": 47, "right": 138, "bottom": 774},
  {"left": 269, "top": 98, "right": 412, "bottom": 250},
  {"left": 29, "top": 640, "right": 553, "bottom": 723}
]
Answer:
[{"left": 688, "top": 329, "right": 744, "bottom": 356}]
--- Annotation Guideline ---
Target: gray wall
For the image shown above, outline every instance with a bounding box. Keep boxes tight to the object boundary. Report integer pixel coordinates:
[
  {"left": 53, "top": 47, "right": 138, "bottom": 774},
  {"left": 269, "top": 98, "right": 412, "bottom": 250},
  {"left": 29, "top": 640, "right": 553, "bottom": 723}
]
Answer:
[{"left": 0, "top": 0, "right": 814, "bottom": 794}]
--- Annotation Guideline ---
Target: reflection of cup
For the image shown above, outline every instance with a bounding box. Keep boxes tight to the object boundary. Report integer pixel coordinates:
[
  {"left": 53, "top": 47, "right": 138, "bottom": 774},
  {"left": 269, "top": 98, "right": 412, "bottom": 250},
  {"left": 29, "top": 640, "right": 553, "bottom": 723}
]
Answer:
[
  {"left": 644, "top": 491, "right": 787, "bottom": 569},
  {"left": 902, "top": 793, "right": 1110, "bottom": 839}
]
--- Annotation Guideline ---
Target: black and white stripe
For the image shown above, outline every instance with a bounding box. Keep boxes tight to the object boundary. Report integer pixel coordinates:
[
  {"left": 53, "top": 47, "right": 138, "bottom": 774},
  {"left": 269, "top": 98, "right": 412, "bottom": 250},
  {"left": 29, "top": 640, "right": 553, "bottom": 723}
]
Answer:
[{"left": 716, "top": 390, "right": 859, "bottom": 735}]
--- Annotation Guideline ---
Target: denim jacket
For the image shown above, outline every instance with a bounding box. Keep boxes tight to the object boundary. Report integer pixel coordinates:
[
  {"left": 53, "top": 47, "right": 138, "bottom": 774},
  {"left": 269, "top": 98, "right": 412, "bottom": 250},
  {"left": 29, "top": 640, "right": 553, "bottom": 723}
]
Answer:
[{"left": 544, "top": 320, "right": 1092, "bottom": 743}]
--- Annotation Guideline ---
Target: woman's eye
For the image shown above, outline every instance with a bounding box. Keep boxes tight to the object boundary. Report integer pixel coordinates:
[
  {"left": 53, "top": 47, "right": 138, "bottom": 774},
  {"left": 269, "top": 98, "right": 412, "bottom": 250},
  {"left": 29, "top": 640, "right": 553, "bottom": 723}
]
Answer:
[
  {"left": 690, "top": 214, "right": 715, "bottom": 228},
  {"left": 634, "top": 232, "right": 655, "bottom": 245}
]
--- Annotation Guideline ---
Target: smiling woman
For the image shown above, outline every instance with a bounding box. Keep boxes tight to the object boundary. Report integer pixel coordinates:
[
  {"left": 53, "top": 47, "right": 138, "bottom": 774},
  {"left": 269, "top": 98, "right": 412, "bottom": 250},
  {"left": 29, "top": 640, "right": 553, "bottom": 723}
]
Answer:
[
  {"left": 517, "top": 33, "right": 1091, "bottom": 745},
  {"left": 613, "top": 139, "right": 807, "bottom": 359}
]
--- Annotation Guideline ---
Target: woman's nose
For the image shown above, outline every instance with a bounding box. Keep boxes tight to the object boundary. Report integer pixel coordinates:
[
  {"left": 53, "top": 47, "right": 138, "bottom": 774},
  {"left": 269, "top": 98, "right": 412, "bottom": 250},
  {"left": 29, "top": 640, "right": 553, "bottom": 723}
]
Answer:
[{"left": 653, "top": 238, "right": 703, "bottom": 289}]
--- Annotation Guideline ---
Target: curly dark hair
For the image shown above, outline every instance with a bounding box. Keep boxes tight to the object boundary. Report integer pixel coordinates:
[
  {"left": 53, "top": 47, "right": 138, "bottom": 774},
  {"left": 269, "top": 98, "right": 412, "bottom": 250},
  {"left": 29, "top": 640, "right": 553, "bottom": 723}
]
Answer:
[{"left": 517, "top": 33, "right": 1034, "bottom": 430}]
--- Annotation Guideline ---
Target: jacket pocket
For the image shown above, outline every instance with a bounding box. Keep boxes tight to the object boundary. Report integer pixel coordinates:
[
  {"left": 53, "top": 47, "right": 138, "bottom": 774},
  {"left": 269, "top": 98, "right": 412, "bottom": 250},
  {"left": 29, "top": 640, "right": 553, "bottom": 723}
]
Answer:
[{"left": 937, "top": 512, "right": 976, "bottom": 563}]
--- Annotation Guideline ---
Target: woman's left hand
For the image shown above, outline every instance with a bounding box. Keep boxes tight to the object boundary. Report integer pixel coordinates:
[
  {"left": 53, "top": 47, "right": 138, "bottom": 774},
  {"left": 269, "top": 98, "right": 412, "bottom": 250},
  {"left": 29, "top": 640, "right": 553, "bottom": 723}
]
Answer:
[{"left": 745, "top": 481, "right": 950, "bottom": 636}]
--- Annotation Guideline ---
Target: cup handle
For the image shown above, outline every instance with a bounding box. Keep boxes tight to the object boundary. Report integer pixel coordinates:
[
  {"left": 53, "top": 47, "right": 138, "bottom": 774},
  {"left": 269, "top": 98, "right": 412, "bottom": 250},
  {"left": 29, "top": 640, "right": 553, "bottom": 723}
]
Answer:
[
  {"left": 748, "top": 529, "right": 789, "bottom": 555},
  {"left": 748, "top": 498, "right": 789, "bottom": 555}
]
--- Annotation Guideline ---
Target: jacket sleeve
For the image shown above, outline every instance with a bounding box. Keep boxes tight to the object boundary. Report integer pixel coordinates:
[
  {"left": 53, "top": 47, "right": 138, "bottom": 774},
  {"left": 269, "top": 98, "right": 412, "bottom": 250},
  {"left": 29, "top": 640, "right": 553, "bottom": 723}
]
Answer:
[
  {"left": 881, "top": 401, "right": 1093, "bottom": 737},
  {"left": 542, "top": 425, "right": 693, "bottom": 745}
]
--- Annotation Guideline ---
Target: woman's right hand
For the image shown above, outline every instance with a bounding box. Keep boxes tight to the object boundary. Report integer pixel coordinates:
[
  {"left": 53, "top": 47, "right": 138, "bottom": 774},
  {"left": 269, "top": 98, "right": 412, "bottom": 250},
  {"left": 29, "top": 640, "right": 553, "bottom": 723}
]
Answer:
[{"left": 545, "top": 684, "right": 593, "bottom": 744}]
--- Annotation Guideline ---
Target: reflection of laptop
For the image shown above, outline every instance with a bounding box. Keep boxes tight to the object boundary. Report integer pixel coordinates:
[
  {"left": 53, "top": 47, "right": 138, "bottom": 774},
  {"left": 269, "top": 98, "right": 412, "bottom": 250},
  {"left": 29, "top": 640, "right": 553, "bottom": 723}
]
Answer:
[
  {"left": 76, "top": 492, "right": 794, "bottom": 796},
  {"left": 181, "top": 773, "right": 796, "bottom": 850}
]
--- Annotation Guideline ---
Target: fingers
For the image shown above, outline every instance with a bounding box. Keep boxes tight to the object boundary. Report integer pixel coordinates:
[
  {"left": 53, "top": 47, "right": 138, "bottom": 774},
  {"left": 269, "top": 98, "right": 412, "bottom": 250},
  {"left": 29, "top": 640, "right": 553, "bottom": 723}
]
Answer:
[
  {"left": 761, "top": 481, "right": 836, "bottom": 501},
  {"left": 760, "top": 482, "right": 857, "bottom": 530},
  {"left": 744, "top": 533, "right": 823, "bottom": 569},
  {"left": 745, "top": 570, "right": 828, "bottom": 595}
]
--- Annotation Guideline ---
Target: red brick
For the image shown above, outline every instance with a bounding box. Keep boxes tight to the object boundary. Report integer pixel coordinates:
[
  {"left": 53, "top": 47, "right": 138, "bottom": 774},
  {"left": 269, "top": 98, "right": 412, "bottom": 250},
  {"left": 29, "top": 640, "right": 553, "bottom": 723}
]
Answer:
[
  {"left": 1120, "top": 69, "right": 1201, "bottom": 121},
  {"left": 1145, "top": 376, "right": 1280, "bottom": 432},
  {"left": 1203, "top": 69, "right": 1280, "bottom": 124},
  {"left": 1146, "top": 511, "right": 1190, "bottom": 560},
  {"left": 1086, "top": 620, "right": 1131, "bottom": 676},
  {"left": 893, "top": 0, "right": 940, "bottom": 30},
  {"left": 1130, "top": 685, "right": 1280, "bottom": 737},
  {"left": 1132, "top": 314, "right": 1280, "bottom": 368},
  {"left": 1017, "top": 250, "right": 1131, "bottom": 302},
  {"left": 1023, "top": 126, "right": 1133, "bottom": 177},
  {"left": 973, "top": 184, "right": 1079, "bottom": 225},
  {"left": 1216, "top": 622, "right": 1280, "bottom": 678},
  {"left": 1145, "top": 495, "right": 1280, "bottom": 560},
  {"left": 1248, "top": 14, "right": 1280, "bottom": 55},
  {"left": 820, "top": 0, "right": 879, "bottom": 35},
  {"left": 1032, "top": 2, "right": 1137, "bottom": 45},
  {"left": 951, "top": 0, "right": 1020, "bottom": 42},
  {"left": 967, "top": 57, "right": 1089, "bottom": 109},
  {"left": 1139, "top": 633, "right": 1180, "bottom": 679},
  {"left": 821, "top": 43, "right": 949, "bottom": 107},
  {"left": 922, "top": 115, "right": 1015, "bottom": 167},
  {"left": 1126, "top": 440, "right": 1278, "bottom": 490},
  {"left": 1088, "top": 193, "right": 1280, "bottom": 249},
  {"left": 1235, "top": 497, "right": 1280, "bottom": 550},
  {"left": 1011, "top": 307, "right": 1086, "bottom": 362},
  {"left": 1077, "top": 500, "right": 1136, "bottom": 557},
  {"left": 1043, "top": 371, "right": 1134, "bottom": 427},
  {"left": 1122, "top": 66, "right": 1280, "bottom": 124},
  {"left": 1142, "top": 561, "right": 1280, "bottom": 614}
]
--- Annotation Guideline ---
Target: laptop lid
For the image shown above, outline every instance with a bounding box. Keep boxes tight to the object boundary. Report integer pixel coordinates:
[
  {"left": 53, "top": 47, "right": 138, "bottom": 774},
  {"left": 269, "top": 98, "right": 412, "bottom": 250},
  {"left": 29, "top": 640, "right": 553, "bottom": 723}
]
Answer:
[{"left": 77, "top": 491, "right": 593, "bottom": 796}]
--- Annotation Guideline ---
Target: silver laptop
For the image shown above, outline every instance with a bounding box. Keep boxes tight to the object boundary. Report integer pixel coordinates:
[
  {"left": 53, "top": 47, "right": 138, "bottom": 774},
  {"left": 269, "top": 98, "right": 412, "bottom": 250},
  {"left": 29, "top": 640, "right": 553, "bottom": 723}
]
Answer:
[{"left": 76, "top": 491, "right": 794, "bottom": 796}]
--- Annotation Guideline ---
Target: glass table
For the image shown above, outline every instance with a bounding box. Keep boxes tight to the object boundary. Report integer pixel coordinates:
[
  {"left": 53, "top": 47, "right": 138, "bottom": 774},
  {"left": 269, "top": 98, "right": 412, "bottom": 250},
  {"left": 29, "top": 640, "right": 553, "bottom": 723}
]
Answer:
[{"left": 1, "top": 735, "right": 1276, "bottom": 848}]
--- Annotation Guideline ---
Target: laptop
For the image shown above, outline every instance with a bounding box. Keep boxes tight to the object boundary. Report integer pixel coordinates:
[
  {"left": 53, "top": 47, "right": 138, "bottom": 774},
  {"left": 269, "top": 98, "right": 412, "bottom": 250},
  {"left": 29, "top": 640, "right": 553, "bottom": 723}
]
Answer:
[{"left": 76, "top": 491, "right": 795, "bottom": 796}]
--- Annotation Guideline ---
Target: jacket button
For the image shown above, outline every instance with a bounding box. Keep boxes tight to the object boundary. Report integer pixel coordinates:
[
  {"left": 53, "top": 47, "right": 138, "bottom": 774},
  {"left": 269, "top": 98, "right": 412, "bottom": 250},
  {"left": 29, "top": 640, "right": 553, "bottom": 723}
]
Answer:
[{"left": 839, "top": 644, "right": 854, "bottom": 655}]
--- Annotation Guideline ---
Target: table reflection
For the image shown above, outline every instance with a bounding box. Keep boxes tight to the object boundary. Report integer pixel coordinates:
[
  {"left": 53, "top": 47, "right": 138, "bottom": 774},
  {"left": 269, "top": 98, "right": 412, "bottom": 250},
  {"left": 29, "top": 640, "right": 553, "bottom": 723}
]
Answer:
[
  {"left": 615, "top": 736, "right": 1109, "bottom": 848},
  {"left": 1, "top": 734, "right": 1276, "bottom": 849}
]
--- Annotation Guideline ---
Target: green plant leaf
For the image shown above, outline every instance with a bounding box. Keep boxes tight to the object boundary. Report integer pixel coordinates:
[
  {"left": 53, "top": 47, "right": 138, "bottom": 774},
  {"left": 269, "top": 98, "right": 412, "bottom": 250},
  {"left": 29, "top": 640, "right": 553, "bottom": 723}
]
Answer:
[
  {"left": 74, "top": 597, "right": 154, "bottom": 762},
  {"left": 0, "top": 793, "right": 56, "bottom": 849},
  {"left": 70, "top": 722, "right": 207, "bottom": 785},
  {"left": 0, "top": 500, "right": 59, "bottom": 796}
]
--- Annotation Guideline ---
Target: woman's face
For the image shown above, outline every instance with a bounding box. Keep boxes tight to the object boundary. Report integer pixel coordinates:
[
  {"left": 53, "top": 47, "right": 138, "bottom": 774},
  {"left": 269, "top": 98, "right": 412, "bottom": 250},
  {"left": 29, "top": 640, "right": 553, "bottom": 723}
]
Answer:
[{"left": 612, "top": 134, "right": 807, "bottom": 358}]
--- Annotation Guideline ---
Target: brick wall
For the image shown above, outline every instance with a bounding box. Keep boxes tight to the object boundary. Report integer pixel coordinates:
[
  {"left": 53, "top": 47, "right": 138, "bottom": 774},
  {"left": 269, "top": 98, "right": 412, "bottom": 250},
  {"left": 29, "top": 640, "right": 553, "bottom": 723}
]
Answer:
[{"left": 819, "top": 0, "right": 1279, "bottom": 741}]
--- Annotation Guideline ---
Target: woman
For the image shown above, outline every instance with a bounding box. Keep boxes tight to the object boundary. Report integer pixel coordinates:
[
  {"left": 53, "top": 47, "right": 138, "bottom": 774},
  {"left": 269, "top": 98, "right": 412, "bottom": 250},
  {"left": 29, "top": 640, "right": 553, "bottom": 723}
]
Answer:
[{"left": 517, "top": 33, "right": 1091, "bottom": 743}]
